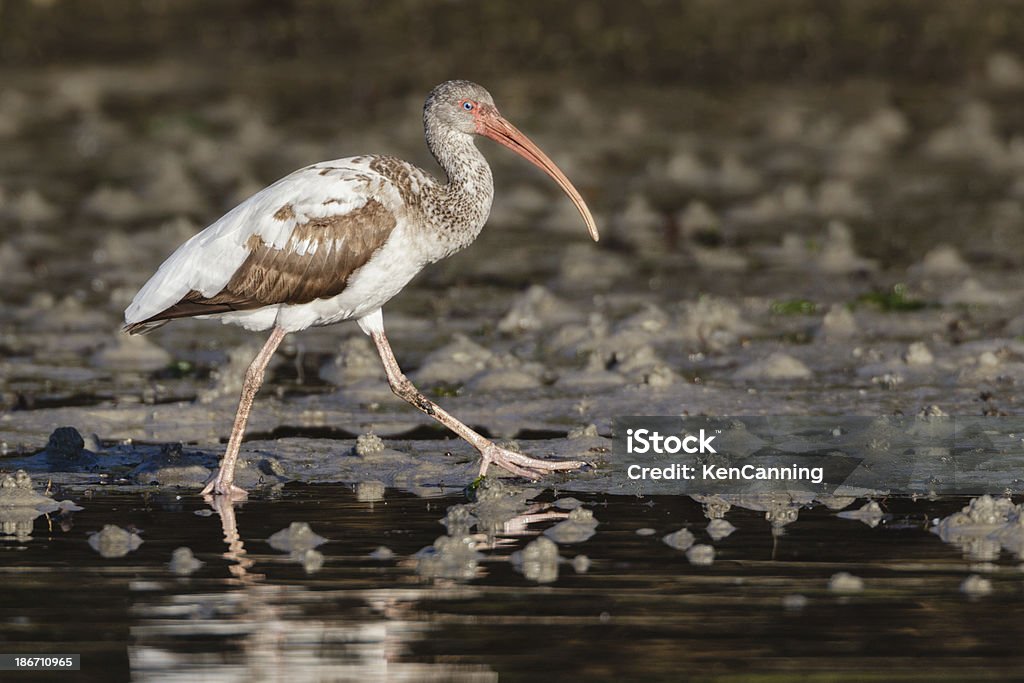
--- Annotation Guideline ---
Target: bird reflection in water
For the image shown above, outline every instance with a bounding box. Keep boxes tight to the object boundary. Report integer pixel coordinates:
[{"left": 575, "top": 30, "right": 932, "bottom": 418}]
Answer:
[{"left": 128, "top": 495, "right": 501, "bottom": 682}]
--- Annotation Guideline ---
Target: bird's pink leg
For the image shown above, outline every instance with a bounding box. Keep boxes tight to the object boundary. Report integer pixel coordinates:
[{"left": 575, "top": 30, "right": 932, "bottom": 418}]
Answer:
[
  {"left": 370, "top": 331, "right": 587, "bottom": 480},
  {"left": 202, "top": 326, "right": 288, "bottom": 499}
]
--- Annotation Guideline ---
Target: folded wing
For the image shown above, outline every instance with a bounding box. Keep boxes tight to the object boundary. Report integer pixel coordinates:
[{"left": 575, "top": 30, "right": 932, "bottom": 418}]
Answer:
[{"left": 124, "top": 160, "right": 401, "bottom": 334}]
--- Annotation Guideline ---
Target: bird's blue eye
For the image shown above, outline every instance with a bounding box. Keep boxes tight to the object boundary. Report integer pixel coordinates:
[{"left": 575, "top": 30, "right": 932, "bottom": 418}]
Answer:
[{"left": 463, "top": 101, "right": 474, "bottom": 111}]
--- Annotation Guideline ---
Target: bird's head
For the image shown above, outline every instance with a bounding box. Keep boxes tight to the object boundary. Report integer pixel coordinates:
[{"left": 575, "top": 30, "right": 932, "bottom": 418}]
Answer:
[{"left": 425, "top": 80, "right": 599, "bottom": 242}]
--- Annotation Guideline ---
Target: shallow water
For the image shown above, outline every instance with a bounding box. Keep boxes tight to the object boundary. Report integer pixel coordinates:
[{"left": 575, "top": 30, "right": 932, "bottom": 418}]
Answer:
[{"left": 2, "top": 486, "right": 1023, "bottom": 682}]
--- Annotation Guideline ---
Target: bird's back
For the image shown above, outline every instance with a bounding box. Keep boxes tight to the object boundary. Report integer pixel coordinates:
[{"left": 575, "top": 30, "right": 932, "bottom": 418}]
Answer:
[{"left": 124, "top": 156, "right": 434, "bottom": 333}]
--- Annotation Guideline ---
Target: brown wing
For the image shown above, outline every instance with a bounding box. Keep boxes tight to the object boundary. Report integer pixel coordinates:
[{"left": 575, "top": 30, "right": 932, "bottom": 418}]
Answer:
[{"left": 125, "top": 198, "right": 397, "bottom": 334}]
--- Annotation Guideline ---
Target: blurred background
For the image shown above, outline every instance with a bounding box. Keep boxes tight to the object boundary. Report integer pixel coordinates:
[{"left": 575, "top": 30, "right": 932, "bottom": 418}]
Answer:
[
  {"left": 2, "top": 0, "right": 1024, "bottom": 269},
  {"left": 2, "top": 0, "right": 1024, "bottom": 420},
  {"left": 6, "top": 0, "right": 1024, "bottom": 83}
]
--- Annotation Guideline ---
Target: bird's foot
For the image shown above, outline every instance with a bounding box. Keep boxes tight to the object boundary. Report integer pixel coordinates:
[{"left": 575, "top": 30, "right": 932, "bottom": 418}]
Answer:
[
  {"left": 478, "top": 442, "right": 588, "bottom": 480},
  {"left": 200, "top": 474, "right": 249, "bottom": 501}
]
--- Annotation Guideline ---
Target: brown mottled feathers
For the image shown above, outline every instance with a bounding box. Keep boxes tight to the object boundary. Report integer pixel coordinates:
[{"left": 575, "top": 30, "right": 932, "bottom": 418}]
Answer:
[{"left": 125, "top": 198, "right": 397, "bottom": 334}]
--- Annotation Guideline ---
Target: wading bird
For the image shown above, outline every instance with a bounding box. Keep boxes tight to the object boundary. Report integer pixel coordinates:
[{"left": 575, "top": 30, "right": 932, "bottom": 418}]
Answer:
[{"left": 124, "top": 80, "right": 599, "bottom": 498}]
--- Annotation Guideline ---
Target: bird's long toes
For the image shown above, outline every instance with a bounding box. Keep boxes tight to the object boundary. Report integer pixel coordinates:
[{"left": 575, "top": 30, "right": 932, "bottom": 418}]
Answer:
[
  {"left": 224, "top": 484, "right": 250, "bottom": 501},
  {"left": 492, "top": 458, "right": 541, "bottom": 480},
  {"left": 484, "top": 447, "right": 588, "bottom": 480},
  {"left": 200, "top": 478, "right": 249, "bottom": 501},
  {"left": 532, "top": 458, "right": 588, "bottom": 472},
  {"left": 502, "top": 451, "right": 587, "bottom": 472},
  {"left": 513, "top": 464, "right": 544, "bottom": 481}
]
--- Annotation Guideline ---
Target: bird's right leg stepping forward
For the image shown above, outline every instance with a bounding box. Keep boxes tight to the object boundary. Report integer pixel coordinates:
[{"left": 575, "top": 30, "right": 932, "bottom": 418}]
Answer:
[{"left": 370, "top": 329, "right": 587, "bottom": 480}]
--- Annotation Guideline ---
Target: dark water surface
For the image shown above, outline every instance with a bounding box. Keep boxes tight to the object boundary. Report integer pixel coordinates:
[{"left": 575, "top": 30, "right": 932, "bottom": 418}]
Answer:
[{"left": 2, "top": 486, "right": 1022, "bottom": 682}]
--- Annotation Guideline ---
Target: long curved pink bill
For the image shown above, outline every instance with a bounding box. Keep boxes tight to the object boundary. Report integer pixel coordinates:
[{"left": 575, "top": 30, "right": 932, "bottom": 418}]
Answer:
[{"left": 482, "top": 113, "right": 599, "bottom": 242}]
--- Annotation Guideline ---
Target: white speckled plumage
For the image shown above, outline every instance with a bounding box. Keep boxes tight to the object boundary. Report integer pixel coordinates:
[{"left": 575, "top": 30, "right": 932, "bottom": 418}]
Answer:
[
  {"left": 125, "top": 157, "right": 426, "bottom": 331},
  {"left": 123, "top": 80, "right": 598, "bottom": 497}
]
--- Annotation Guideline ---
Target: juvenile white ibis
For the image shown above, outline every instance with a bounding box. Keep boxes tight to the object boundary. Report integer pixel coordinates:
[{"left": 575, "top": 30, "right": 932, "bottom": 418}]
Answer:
[{"left": 124, "top": 80, "right": 599, "bottom": 498}]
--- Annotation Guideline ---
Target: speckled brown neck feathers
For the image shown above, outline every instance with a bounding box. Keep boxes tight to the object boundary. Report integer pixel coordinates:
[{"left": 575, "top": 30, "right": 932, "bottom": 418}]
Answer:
[{"left": 419, "top": 121, "right": 495, "bottom": 261}]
